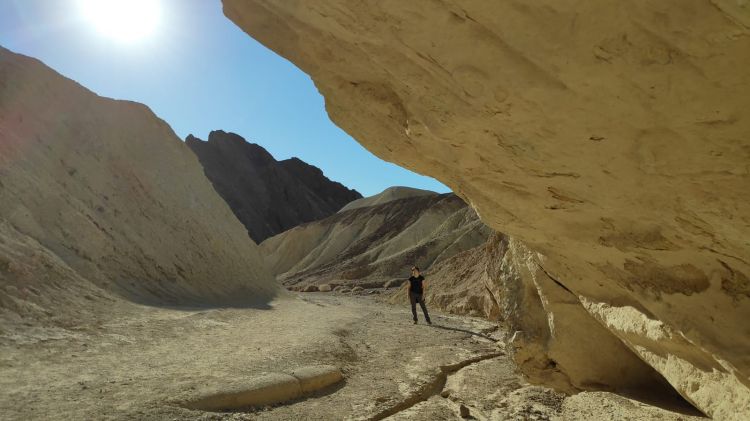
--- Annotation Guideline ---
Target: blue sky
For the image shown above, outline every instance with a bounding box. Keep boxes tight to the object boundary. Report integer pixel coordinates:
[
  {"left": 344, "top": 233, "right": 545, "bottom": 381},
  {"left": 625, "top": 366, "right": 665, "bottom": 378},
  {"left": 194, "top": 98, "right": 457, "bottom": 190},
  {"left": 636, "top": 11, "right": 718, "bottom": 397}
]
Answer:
[{"left": 0, "top": 0, "right": 449, "bottom": 197}]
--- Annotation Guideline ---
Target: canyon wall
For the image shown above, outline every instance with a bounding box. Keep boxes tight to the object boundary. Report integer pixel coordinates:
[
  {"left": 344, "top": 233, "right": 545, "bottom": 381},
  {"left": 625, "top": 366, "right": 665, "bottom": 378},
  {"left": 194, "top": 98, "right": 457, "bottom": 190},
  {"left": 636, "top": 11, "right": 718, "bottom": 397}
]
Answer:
[
  {"left": 260, "top": 191, "right": 489, "bottom": 287},
  {"left": 187, "top": 131, "right": 361, "bottom": 242},
  {"left": 223, "top": 1, "right": 750, "bottom": 417},
  {"left": 0, "top": 47, "right": 276, "bottom": 331}
]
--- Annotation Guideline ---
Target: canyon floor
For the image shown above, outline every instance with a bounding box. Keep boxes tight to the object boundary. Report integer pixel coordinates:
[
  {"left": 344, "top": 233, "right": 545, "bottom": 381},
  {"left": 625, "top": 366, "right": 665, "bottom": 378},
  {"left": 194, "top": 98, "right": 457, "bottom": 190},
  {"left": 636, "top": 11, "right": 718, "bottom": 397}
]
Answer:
[{"left": 0, "top": 293, "right": 704, "bottom": 420}]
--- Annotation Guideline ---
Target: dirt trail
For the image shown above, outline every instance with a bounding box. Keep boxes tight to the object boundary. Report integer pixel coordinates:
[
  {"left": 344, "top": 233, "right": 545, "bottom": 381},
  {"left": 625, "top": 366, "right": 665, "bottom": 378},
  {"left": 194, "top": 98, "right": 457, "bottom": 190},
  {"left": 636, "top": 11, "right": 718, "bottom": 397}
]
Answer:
[{"left": 0, "top": 294, "right": 703, "bottom": 420}]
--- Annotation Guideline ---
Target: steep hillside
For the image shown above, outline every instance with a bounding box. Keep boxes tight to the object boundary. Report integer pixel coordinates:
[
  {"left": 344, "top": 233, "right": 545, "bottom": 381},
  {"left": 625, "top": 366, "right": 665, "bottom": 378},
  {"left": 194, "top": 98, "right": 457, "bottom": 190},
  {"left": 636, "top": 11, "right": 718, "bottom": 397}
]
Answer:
[
  {"left": 224, "top": 1, "right": 750, "bottom": 417},
  {"left": 260, "top": 192, "right": 491, "bottom": 287},
  {"left": 186, "top": 131, "right": 361, "bottom": 242},
  {"left": 0, "top": 47, "right": 276, "bottom": 334}
]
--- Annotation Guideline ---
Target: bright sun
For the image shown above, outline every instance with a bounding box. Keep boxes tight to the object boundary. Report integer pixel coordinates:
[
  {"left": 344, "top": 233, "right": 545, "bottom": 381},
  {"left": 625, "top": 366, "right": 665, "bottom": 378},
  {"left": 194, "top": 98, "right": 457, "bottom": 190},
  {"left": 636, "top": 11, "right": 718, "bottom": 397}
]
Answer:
[{"left": 78, "top": 0, "right": 162, "bottom": 43}]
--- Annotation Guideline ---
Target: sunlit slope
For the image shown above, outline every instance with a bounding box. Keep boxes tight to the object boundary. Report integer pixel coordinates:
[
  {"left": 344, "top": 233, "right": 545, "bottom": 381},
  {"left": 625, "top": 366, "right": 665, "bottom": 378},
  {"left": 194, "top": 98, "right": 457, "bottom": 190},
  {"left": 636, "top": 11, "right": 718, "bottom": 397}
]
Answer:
[{"left": 0, "top": 46, "right": 276, "bottom": 331}]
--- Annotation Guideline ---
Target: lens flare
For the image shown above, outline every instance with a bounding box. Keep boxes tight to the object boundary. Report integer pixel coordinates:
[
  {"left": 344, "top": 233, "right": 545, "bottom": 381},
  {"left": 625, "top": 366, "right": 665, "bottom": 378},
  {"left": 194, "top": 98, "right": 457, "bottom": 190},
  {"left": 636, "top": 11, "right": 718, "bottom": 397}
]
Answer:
[{"left": 78, "top": 0, "right": 161, "bottom": 43}]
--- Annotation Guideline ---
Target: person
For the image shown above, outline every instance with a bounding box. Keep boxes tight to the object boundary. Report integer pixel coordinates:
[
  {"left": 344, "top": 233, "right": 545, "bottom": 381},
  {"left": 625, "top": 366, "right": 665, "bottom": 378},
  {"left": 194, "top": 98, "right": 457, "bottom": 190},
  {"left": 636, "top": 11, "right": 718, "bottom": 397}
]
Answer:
[{"left": 407, "top": 266, "right": 431, "bottom": 324}]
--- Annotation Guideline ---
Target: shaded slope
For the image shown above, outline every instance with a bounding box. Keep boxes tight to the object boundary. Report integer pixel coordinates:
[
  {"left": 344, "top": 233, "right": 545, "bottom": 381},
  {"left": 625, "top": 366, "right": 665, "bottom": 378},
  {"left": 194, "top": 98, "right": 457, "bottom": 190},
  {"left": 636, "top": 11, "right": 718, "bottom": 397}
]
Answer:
[
  {"left": 0, "top": 47, "right": 276, "bottom": 333},
  {"left": 186, "top": 131, "right": 361, "bottom": 242}
]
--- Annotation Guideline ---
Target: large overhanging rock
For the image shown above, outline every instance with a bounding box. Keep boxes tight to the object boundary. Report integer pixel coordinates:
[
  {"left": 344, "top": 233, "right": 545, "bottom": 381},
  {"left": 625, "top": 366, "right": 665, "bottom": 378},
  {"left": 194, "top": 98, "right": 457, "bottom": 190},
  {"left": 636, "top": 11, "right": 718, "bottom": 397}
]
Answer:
[{"left": 223, "top": 1, "right": 750, "bottom": 417}]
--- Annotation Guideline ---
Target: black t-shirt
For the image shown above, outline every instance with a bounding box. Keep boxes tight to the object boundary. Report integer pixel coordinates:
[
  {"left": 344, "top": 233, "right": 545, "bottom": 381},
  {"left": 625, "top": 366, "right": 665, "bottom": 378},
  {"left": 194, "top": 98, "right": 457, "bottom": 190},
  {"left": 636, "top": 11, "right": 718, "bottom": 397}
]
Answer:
[{"left": 408, "top": 275, "right": 424, "bottom": 294}]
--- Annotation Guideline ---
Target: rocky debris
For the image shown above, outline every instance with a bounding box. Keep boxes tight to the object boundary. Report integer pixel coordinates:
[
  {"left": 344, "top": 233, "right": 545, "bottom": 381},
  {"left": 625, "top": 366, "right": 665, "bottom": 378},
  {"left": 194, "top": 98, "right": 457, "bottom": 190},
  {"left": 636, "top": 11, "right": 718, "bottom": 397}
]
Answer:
[
  {"left": 317, "top": 284, "right": 332, "bottom": 292},
  {"left": 0, "top": 47, "right": 276, "bottom": 333},
  {"left": 261, "top": 191, "right": 491, "bottom": 289},
  {"left": 458, "top": 404, "right": 470, "bottom": 418},
  {"left": 186, "top": 131, "right": 361, "bottom": 242},
  {"left": 224, "top": 1, "right": 750, "bottom": 417},
  {"left": 301, "top": 285, "right": 319, "bottom": 293}
]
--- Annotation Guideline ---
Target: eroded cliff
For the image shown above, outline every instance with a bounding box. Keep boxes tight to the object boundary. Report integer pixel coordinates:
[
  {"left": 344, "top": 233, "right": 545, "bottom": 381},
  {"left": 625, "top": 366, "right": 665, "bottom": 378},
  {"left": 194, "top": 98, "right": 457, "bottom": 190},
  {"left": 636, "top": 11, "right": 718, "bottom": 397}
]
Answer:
[{"left": 223, "top": 1, "right": 750, "bottom": 417}]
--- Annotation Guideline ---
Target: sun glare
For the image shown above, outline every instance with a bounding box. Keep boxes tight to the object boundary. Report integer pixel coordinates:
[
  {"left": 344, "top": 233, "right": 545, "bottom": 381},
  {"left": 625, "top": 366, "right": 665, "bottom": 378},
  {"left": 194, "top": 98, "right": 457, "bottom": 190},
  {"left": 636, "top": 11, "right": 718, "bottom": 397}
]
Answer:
[{"left": 78, "top": 0, "right": 162, "bottom": 43}]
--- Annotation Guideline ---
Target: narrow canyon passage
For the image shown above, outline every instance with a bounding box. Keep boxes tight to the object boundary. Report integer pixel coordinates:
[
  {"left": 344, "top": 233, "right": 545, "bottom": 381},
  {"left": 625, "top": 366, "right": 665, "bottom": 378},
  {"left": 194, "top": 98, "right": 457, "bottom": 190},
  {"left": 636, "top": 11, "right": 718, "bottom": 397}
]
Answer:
[{"left": 0, "top": 293, "right": 702, "bottom": 420}]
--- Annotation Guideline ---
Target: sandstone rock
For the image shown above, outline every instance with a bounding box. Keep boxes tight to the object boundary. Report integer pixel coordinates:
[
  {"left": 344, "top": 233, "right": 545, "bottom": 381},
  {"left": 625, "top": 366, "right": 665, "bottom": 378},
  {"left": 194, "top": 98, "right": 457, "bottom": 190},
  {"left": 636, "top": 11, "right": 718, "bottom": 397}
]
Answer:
[
  {"left": 183, "top": 365, "right": 344, "bottom": 411},
  {"left": 351, "top": 287, "right": 364, "bottom": 294},
  {"left": 301, "top": 285, "right": 319, "bottom": 293},
  {"left": 186, "top": 131, "right": 361, "bottom": 242},
  {"left": 459, "top": 404, "right": 470, "bottom": 418},
  {"left": 224, "top": 1, "right": 750, "bottom": 417},
  {"left": 318, "top": 284, "right": 333, "bottom": 292},
  {"left": 0, "top": 47, "right": 276, "bottom": 329},
  {"left": 260, "top": 192, "right": 491, "bottom": 284},
  {"left": 288, "top": 365, "right": 343, "bottom": 394},
  {"left": 184, "top": 372, "right": 301, "bottom": 411}
]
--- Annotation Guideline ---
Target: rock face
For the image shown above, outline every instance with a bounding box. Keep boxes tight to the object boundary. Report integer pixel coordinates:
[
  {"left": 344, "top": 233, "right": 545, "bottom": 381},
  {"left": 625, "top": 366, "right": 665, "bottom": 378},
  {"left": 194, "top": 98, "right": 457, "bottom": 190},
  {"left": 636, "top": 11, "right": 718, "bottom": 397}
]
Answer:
[
  {"left": 0, "top": 47, "right": 276, "bottom": 330},
  {"left": 223, "top": 1, "right": 750, "bottom": 417},
  {"left": 389, "top": 234, "right": 502, "bottom": 321},
  {"left": 186, "top": 131, "right": 361, "bottom": 242},
  {"left": 260, "top": 190, "right": 490, "bottom": 287}
]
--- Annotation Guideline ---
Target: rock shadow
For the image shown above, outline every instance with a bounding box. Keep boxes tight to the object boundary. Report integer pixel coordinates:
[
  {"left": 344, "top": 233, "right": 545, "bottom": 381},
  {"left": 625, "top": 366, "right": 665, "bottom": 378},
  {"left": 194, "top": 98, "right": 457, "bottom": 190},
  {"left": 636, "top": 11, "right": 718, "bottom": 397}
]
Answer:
[{"left": 426, "top": 323, "right": 496, "bottom": 341}]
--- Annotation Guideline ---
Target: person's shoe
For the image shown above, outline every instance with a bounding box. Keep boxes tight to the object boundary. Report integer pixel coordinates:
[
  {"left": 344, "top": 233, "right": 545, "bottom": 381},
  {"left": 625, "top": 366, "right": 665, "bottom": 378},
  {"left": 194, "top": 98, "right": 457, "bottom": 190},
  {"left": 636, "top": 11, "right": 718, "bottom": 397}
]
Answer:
[
  {"left": 426, "top": 319, "right": 432, "bottom": 325},
  {"left": 413, "top": 320, "right": 418, "bottom": 324}
]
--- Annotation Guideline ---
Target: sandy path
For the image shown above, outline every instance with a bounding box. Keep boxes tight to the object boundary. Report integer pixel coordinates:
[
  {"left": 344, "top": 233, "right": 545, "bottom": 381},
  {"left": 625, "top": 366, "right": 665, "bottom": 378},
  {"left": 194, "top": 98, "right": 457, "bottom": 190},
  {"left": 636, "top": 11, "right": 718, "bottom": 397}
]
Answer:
[{"left": 0, "top": 293, "right": 703, "bottom": 420}]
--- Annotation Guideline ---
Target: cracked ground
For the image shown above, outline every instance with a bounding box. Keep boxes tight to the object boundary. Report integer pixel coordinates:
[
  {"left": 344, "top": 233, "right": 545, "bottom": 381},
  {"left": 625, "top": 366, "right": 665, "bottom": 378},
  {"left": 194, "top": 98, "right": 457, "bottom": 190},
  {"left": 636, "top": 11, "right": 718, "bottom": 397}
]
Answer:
[{"left": 0, "top": 293, "right": 704, "bottom": 420}]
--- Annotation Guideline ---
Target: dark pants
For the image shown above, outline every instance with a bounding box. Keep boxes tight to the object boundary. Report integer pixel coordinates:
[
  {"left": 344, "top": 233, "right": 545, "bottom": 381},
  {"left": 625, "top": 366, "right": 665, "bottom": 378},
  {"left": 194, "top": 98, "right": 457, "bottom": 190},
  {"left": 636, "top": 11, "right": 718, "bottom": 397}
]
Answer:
[{"left": 409, "top": 291, "right": 430, "bottom": 322}]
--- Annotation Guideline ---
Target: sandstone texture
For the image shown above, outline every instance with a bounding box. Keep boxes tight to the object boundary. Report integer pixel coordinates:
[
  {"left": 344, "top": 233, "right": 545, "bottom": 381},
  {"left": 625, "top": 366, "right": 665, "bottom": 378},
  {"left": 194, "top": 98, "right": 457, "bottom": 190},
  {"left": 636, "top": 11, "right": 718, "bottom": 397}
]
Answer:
[
  {"left": 259, "top": 190, "right": 490, "bottom": 288},
  {"left": 0, "top": 47, "right": 276, "bottom": 332},
  {"left": 224, "top": 1, "right": 750, "bottom": 417},
  {"left": 186, "top": 130, "right": 361, "bottom": 242},
  {"left": 182, "top": 365, "right": 343, "bottom": 411}
]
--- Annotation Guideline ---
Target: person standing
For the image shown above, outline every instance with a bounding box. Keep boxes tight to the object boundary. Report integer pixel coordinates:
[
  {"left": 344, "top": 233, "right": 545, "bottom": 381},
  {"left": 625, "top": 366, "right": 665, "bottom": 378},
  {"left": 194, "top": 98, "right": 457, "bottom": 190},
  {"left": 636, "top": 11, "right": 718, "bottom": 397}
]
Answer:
[{"left": 407, "top": 266, "right": 431, "bottom": 324}]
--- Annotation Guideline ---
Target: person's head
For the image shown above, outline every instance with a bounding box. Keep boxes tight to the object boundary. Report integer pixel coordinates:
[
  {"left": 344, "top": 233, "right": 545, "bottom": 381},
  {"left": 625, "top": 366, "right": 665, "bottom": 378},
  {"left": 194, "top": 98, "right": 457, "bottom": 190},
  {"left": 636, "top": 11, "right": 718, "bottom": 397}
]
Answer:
[{"left": 411, "top": 266, "right": 420, "bottom": 276}]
